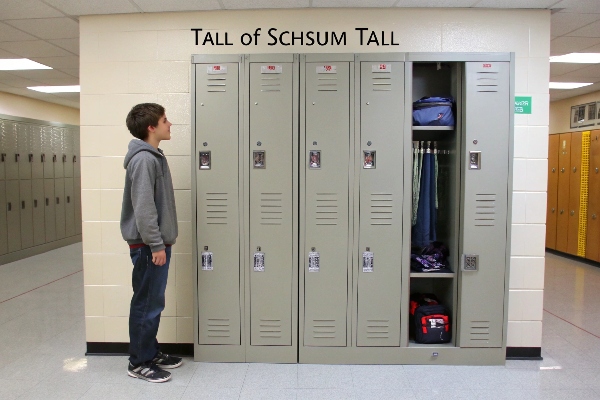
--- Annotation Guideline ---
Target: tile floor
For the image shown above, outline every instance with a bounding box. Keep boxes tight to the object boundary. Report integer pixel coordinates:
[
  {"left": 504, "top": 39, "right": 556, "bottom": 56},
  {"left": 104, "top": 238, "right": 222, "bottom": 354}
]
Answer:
[{"left": 1, "top": 245, "right": 600, "bottom": 399}]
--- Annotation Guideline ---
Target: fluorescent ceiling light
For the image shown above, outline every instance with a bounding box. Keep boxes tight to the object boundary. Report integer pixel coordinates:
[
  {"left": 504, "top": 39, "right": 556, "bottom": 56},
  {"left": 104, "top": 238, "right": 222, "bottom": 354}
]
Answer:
[
  {"left": 550, "top": 53, "right": 600, "bottom": 63},
  {"left": 0, "top": 58, "right": 52, "bottom": 70},
  {"left": 27, "top": 85, "right": 80, "bottom": 93},
  {"left": 549, "top": 82, "right": 593, "bottom": 89}
]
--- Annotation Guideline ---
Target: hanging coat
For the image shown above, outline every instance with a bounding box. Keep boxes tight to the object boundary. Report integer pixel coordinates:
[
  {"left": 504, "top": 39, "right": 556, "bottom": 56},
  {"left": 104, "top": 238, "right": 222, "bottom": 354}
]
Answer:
[{"left": 412, "top": 149, "right": 437, "bottom": 248}]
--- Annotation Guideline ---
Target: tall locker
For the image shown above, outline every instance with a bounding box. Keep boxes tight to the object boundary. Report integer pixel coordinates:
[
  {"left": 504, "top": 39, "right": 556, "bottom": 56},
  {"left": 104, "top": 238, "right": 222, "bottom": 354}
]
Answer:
[
  {"left": 458, "top": 61, "right": 510, "bottom": 348},
  {"left": 74, "top": 179, "right": 81, "bottom": 235},
  {"left": 31, "top": 126, "right": 44, "bottom": 180},
  {"left": 17, "top": 123, "right": 32, "bottom": 181},
  {"left": 44, "top": 179, "right": 56, "bottom": 242},
  {"left": 63, "top": 129, "right": 74, "bottom": 178},
  {"left": 32, "top": 179, "right": 45, "bottom": 246},
  {"left": 6, "top": 180, "right": 21, "bottom": 252},
  {"left": 42, "top": 126, "right": 54, "bottom": 179},
  {"left": 19, "top": 180, "right": 33, "bottom": 249},
  {"left": 356, "top": 57, "right": 405, "bottom": 347},
  {"left": 73, "top": 129, "right": 81, "bottom": 235},
  {"left": 555, "top": 133, "right": 571, "bottom": 253},
  {"left": 52, "top": 127, "right": 64, "bottom": 179},
  {"left": 54, "top": 178, "right": 66, "bottom": 240},
  {"left": 64, "top": 178, "right": 75, "bottom": 237},
  {"left": 300, "top": 54, "right": 353, "bottom": 349},
  {"left": 546, "top": 134, "right": 559, "bottom": 249},
  {"left": 246, "top": 54, "right": 298, "bottom": 358},
  {"left": 194, "top": 56, "right": 243, "bottom": 350},
  {"left": 587, "top": 130, "right": 600, "bottom": 262},
  {"left": 566, "top": 132, "right": 583, "bottom": 256},
  {"left": 0, "top": 121, "right": 6, "bottom": 181},
  {"left": 0, "top": 181, "right": 7, "bottom": 256},
  {"left": 2, "top": 120, "right": 19, "bottom": 180}
]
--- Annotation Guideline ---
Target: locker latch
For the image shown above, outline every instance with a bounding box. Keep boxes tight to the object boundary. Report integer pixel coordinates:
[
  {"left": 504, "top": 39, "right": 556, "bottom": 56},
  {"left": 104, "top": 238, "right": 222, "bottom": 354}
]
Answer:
[
  {"left": 201, "top": 246, "right": 214, "bottom": 271},
  {"left": 52, "top": 154, "right": 57, "bottom": 162},
  {"left": 199, "top": 151, "right": 211, "bottom": 170},
  {"left": 362, "top": 247, "right": 374, "bottom": 273},
  {"left": 1, "top": 153, "right": 5, "bottom": 162},
  {"left": 29, "top": 154, "right": 33, "bottom": 163},
  {"left": 254, "top": 247, "right": 265, "bottom": 272},
  {"left": 462, "top": 254, "right": 479, "bottom": 271},
  {"left": 15, "top": 153, "right": 20, "bottom": 162},
  {"left": 469, "top": 151, "right": 481, "bottom": 170},
  {"left": 73, "top": 155, "right": 77, "bottom": 163},
  {"left": 41, "top": 154, "right": 45, "bottom": 163},
  {"left": 63, "top": 154, "right": 67, "bottom": 163},
  {"left": 308, "top": 247, "right": 320, "bottom": 272}
]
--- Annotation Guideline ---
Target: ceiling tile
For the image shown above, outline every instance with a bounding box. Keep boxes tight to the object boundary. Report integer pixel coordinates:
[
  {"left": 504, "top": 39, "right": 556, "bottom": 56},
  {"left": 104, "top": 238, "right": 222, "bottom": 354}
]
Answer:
[
  {"left": 565, "top": 20, "right": 600, "bottom": 38},
  {"left": 29, "top": 56, "right": 79, "bottom": 70},
  {"left": 42, "top": 0, "right": 141, "bottom": 15},
  {"left": 550, "top": 62, "right": 587, "bottom": 77},
  {"left": 0, "top": 0, "right": 65, "bottom": 20},
  {"left": 552, "top": 0, "right": 600, "bottom": 13},
  {"left": 550, "top": 82, "right": 600, "bottom": 101},
  {"left": 474, "top": 0, "right": 556, "bottom": 8},
  {"left": 0, "top": 22, "right": 37, "bottom": 42},
  {"left": 551, "top": 12, "right": 600, "bottom": 38},
  {"left": 553, "top": 63, "right": 600, "bottom": 80},
  {"left": 59, "top": 68, "right": 79, "bottom": 78},
  {"left": 0, "top": 48, "right": 19, "bottom": 58},
  {"left": 550, "top": 36, "right": 600, "bottom": 55},
  {"left": 313, "top": 0, "right": 395, "bottom": 7},
  {"left": 8, "top": 69, "right": 76, "bottom": 81},
  {"left": 4, "top": 18, "right": 79, "bottom": 40},
  {"left": 0, "top": 40, "right": 74, "bottom": 57},
  {"left": 222, "top": 0, "right": 308, "bottom": 9},
  {"left": 49, "top": 38, "right": 79, "bottom": 55},
  {"left": 133, "top": 0, "right": 222, "bottom": 12},
  {"left": 36, "top": 77, "right": 80, "bottom": 86},
  {"left": 0, "top": 73, "right": 46, "bottom": 88},
  {"left": 395, "top": 0, "right": 477, "bottom": 6}
]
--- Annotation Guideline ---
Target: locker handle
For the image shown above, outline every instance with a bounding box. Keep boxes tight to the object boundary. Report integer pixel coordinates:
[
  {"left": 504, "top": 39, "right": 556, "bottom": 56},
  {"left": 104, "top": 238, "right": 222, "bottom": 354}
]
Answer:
[
  {"left": 62, "top": 154, "right": 67, "bottom": 163},
  {"left": 573, "top": 167, "right": 577, "bottom": 173},
  {"left": 560, "top": 209, "right": 564, "bottom": 214},
  {"left": 73, "top": 155, "right": 77, "bottom": 163},
  {"left": 7, "top": 202, "right": 11, "bottom": 211},
  {"left": 46, "top": 198, "right": 49, "bottom": 206},
  {"left": 56, "top": 197, "right": 60, "bottom": 205},
  {"left": 551, "top": 168, "right": 556, "bottom": 173},
  {"left": 593, "top": 214, "right": 597, "bottom": 220},
  {"left": 34, "top": 199, "right": 38, "bottom": 208},
  {"left": 21, "top": 201, "right": 25, "bottom": 210},
  {"left": 596, "top": 167, "right": 599, "bottom": 174},
  {"left": 551, "top": 208, "right": 555, "bottom": 213},
  {"left": 41, "top": 154, "right": 45, "bottom": 163},
  {"left": 52, "top": 154, "right": 57, "bottom": 162},
  {"left": 15, "top": 153, "right": 20, "bottom": 162},
  {"left": 561, "top": 168, "right": 565, "bottom": 173},
  {"left": 570, "top": 210, "right": 575, "bottom": 216},
  {"left": 67, "top": 196, "right": 70, "bottom": 203},
  {"left": 29, "top": 154, "right": 33, "bottom": 162},
  {"left": 1, "top": 153, "right": 5, "bottom": 162}
]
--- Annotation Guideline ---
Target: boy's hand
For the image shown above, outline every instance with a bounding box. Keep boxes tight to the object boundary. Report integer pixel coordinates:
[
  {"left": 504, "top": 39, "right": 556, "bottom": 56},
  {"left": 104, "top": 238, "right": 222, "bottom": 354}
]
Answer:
[{"left": 152, "top": 250, "right": 167, "bottom": 266}]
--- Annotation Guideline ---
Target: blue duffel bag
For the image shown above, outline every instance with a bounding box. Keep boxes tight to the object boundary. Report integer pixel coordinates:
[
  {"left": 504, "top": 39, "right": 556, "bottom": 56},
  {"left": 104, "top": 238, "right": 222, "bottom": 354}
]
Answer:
[{"left": 412, "top": 96, "right": 455, "bottom": 126}]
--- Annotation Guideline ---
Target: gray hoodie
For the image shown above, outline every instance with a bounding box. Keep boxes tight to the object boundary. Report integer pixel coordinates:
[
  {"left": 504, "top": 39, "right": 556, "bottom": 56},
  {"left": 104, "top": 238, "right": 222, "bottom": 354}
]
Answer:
[{"left": 120, "top": 139, "right": 178, "bottom": 252}]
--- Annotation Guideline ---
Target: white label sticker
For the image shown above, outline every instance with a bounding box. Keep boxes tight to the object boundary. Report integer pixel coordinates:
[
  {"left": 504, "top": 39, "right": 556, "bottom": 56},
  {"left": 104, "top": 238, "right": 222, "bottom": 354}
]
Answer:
[
  {"left": 308, "top": 251, "right": 320, "bottom": 272},
  {"left": 201, "top": 251, "right": 213, "bottom": 271},
  {"left": 208, "top": 65, "right": 227, "bottom": 74},
  {"left": 254, "top": 252, "right": 265, "bottom": 272},
  {"left": 316, "top": 65, "right": 337, "bottom": 74},
  {"left": 362, "top": 251, "right": 374, "bottom": 273},
  {"left": 261, "top": 65, "right": 282, "bottom": 74},
  {"left": 372, "top": 63, "right": 391, "bottom": 73}
]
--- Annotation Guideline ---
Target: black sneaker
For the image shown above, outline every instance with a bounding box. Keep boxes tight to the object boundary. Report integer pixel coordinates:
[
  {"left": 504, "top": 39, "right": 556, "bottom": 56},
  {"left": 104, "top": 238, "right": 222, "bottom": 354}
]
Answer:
[
  {"left": 127, "top": 362, "right": 171, "bottom": 383},
  {"left": 152, "top": 351, "right": 183, "bottom": 369}
]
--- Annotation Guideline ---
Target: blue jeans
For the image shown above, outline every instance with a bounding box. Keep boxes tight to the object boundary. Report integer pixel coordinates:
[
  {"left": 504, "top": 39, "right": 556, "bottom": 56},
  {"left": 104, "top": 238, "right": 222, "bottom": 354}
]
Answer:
[{"left": 128, "top": 245, "right": 171, "bottom": 366}]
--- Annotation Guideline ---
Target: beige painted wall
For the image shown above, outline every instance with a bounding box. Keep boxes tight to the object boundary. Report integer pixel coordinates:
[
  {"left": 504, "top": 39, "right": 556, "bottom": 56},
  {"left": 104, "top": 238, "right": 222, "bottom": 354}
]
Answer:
[
  {"left": 550, "top": 90, "right": 600, "bottom": 134},
  {"left": 0, "top": 91, "right": 79, "bottom": 125},
  {"left": 80, "top": 8, "right": 550, "bottom": 348}
]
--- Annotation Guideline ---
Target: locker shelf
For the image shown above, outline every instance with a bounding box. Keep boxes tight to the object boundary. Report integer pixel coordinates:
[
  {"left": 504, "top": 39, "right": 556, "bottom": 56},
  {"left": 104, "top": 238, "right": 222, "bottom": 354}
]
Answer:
[
  {"left": 407, "top": 340, "right": 455, "bottom": 348},
  {"left": 412, "top": 126, "right": 454, "bottom": 131},
  {"left": 410, "top": 272, "right": 454, "bottom": 278}
]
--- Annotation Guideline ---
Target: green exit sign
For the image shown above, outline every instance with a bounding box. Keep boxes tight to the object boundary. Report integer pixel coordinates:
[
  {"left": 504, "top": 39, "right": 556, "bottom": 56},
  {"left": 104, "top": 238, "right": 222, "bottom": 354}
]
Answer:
[{"left": 515, "top": 96, "right": 532, "bottom": 114}]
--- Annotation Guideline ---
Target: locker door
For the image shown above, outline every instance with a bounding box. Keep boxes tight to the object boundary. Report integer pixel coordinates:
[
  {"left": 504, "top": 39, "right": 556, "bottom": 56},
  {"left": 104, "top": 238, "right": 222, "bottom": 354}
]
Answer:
[
  {"left": 195, "top": 61, "right": 242, "bottom": 345},
  {"left": 357, "top": 61, "right": 404, "bottom": 347},
  {"left": 303, "top": 60, "right": 351, "bottom": 347},
  {"left": 64, "top": 178, "right": 75, "bottom": 237},
  {"left": 52, "top": 128, "right": 64, "bottom": 179},
  {"left": 32, "top": 179, "right": 46, "bottom": 246},
  {"left": 459, "top": 61, "right": 510, "bottom": 348},
  {"left": 31, "top": 126, "right": 44, "bottom": 180},
  {"left": 2, "top": 120, "right": 19, "bottom": 180},
  {"left": 567, "top": 132, "right": 582, "bottom": 256},
  {"left": 249, "top": 60, "right": 295, "bottom": 346},
  {"left": 73, "top": 130, "right": 80, "bottom": 179},
  {"left": 546, "top": 134, "right": 559, "bottom": 249},
  {"left": 0, "top": 182, "right": 7, "bottom": 255},
  {"left": 42, "top": 126, "right": 54, "bottom": 179},
  {"left": 63, "top": 129, "right": 74, "bottom": 178},
  {"left": 17, "top": 123, "right": 31, "bottom": 181},
  {"left": 44, "top": 178, "right": 56, "bottom": 242},
  {"left": 556, "top": 133, "right": 571, "bottom": 253},
  {"left": 19, "top": 180, "right": 33, "bottom": 249},
  {"left": 587, "top": 131, "right": 600, "bottom": 262},
  {"left": 6, "top": 180, "right": 21, "bottom": 252},
  {"left": 0, "top": 121, "right": 5, "bottom": 181},
  {"left": 55, "top": 178, "right": 66, "bottom": 240},
  {"left": 74, "top": 178, "right": 81, "bottom": 235}
]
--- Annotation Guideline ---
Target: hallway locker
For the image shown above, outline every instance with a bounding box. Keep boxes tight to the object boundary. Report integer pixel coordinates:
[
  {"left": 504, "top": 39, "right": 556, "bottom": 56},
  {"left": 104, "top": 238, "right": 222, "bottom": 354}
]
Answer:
[
  {"left": 556, "top": 133, "right": 571, "bottom": 253},
  {"left": 567, "top": 132, "right": 582, "bottom": 256},
  {"left": 586, "top": 131, "right": 600, "bottom": 262},
  {"left": 546, "top": 134, "right": 559, "bottom": 249},
  {"left": 19, "top": 180, "right": 33, "bottom": 249}
]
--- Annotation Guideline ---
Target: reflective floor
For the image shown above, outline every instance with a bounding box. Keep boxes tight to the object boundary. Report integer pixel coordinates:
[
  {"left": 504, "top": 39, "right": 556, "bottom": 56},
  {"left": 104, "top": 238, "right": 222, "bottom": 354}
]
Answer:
[{"left": 1, "top": 245, "right": 600, "bottom": 399}]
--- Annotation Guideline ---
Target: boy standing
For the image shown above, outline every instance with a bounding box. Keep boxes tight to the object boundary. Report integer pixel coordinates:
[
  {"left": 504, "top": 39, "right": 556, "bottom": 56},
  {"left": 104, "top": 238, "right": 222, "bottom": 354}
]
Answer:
[{"left": 121, "top": 103, "right": 182, "bottom": 383}]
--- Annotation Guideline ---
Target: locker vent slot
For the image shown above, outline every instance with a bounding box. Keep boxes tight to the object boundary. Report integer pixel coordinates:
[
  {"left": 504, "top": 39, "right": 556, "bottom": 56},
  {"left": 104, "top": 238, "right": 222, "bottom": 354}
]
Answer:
[
  {"left": 476, "top": 72, "right": 499, "bottom": 93},
  {"left": 315, "top": 193, "right": 338, "bottom": 225},
  {"left": 366, "top": 320, "right": 390, "bottom": 338},
  {"left": 205, "top": 193, "right": 228, "bottom": 225},
  {"left": 372, "top": 77, "right": 392, "bottom": 92},
  {"left": 475, "top": 193, "right": 496, "bottom": 226},
  {"left": 370, "top": 193, "right": 393, "bottom": 225},
  {"left": 469, "top": 321, "right": 490, "bottom": 342},
  {"left": 318, "top": 77, "right": 338, "bottom": 92},
  {"left": 260, "top": 193, "right": 283, "bottom": 225},
  {"left": 206, "top": 78, "right": 227, "bottom": 93},
  {"left": 261, "top": 77, "right": 281, "bottom": 92},
  {"left": 311, "top": 319, "right": 336, "bottom": 338},
  {"left": 206, "top": 319, "right": 231, "bottom": 338},
  {"left": 259, "top": 319, "right": 282, "bottom": 338}
]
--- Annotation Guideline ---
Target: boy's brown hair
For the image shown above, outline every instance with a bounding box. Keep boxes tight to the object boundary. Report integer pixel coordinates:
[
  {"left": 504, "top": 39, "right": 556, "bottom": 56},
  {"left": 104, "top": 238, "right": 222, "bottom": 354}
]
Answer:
[{"left": 125, "top": 103, "right": 165, "bottom": 140}]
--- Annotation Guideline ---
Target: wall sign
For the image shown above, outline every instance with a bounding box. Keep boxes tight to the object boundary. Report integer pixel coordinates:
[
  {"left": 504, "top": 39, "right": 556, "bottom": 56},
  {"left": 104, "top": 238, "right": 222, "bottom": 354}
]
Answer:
[{"left": 514, "top": 96, "right": 532, "bottom": 114}]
